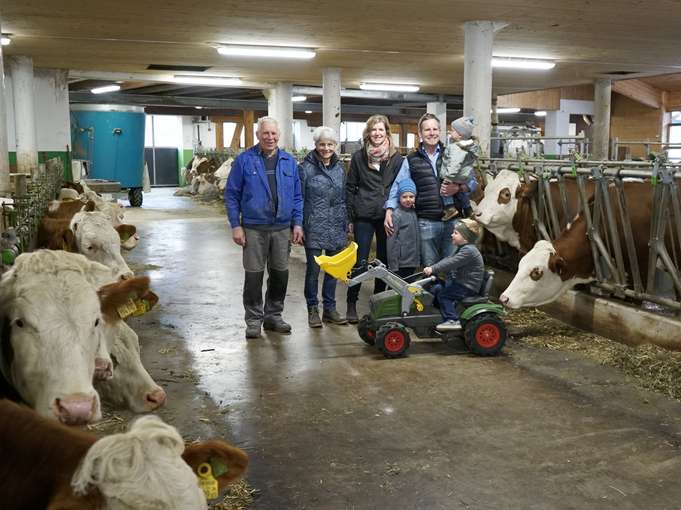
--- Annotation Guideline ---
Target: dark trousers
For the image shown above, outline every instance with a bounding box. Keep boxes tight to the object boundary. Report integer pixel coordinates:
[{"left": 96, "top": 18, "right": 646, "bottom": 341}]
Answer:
[
  {"left": 347, "top": 218, "right": 387, "bottom": 304},
  {"left": 304, "top": 247, "right": 341, "bottom": 310},
  {"left": 433, "top": 280, "right": 477, "bottom": 321}
]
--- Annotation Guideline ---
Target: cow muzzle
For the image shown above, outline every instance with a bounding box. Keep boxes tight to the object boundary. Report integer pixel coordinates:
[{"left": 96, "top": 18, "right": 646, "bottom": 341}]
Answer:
[{"left": 53, "top": 393, "right": 97, "bottom": 425}]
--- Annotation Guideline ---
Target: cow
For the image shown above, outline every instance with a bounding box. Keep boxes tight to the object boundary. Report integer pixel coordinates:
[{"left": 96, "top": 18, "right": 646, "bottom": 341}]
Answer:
[
  {"left": 58, "top": 187, "right": 81, "bottom": 201},
  {"left": 500, "top": 181, "right": 680, "bottom": 308},
  {"left": 0, "top": 399, "right": 249, "bottom": 510},
  {"left": 0, "top": 250, "right": 151, "bottom": 424},
  {"left": 95, "top": 321, "right": 167, "bottom": 412},
  {"left": 70, "top": 211, "right": 134, "bottom": 280},
  {"left": 474, "top": 169, "right": 593, "bottom": 252}
]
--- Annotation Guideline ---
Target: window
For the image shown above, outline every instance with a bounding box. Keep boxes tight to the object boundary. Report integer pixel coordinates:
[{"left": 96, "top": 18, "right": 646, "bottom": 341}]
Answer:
[{"left": 669, "top": 111, "right": 681, "bottom": 161}]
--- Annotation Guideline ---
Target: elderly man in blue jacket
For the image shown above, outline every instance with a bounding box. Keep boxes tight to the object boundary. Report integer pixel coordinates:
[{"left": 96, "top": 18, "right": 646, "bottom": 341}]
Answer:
[{"left": 225, "top": 117, "right": 304, "bottom": 339}]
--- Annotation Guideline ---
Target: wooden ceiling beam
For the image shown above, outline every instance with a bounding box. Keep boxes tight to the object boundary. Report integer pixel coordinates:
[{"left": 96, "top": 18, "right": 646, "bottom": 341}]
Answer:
[{"left": 612, "top": 79, "right": 663, "bottom": 109}]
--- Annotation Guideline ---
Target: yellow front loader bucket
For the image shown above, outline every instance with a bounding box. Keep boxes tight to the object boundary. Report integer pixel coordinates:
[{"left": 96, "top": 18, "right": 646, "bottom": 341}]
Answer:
[{"left": 314, "top": 242, "right": 358, "bottom": 283}]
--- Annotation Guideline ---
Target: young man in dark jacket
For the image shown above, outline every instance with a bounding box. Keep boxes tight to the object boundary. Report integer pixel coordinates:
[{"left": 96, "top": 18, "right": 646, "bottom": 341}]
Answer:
[{"left": 225, "top": 117, "right": 304, "bottom": 339}]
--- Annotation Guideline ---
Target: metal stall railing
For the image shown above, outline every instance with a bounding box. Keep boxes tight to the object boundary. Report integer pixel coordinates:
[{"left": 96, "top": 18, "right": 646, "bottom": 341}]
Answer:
[
  {"left": 1, "top": 158, "right": 64, "bottom": 255},
  {"left": 490, "top": 135, "right": 590, "bottom": 159},
  {"left": 478, "top": 157, "right": 681, "bottom": 311},
  {"left": 610, "top": 139, "right": 681, "bottom": 161}
]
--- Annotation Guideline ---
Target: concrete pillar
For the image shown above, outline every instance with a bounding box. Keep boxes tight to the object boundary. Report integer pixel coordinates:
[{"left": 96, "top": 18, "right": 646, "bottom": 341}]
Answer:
[
  {"left": 543, "top": 109, "right": 571, "bottom": 156},
  {"left": 266, "top": 82, "right": 293, "bottom": 150},
  {"left": 463, "top": 20, "right": 503, "bottom": 157},
  {"left": 426, "top": 100, "right": 447, "bottom": 139},
  {"left": 322, "top": 67, "right": 341, "bottom": 146},
  {"left": 8, "top": 56, "right": 38, "bottom": 175},
  {"left": 593, "top": 78, "right": 612, "bottom": 160},
  {"left": 0, "top": 12, "right": 10, "bottom": 194}
]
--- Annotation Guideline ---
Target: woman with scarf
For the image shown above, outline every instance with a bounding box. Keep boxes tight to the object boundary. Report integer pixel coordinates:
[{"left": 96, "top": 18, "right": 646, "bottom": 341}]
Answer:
[{"left": 345, "top": 114, "right": 404, "bottom": 323}]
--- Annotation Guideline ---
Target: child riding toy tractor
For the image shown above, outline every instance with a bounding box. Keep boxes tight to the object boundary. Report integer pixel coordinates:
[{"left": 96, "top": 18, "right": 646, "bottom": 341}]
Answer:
[{"left": 315, "top": 242, "right": 508, "bottom": 358}]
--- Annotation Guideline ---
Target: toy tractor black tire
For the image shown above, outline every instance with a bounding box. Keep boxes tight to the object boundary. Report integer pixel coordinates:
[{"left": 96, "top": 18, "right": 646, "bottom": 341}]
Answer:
[
  {"left": 358, "top": 315, "right": 376, "bottom": 345},
  {"left": 375, "top": 322, "right": 411, "bottom": 358},
  {"left": 464, "top": 313, "right": 507, "bottom": 356}
]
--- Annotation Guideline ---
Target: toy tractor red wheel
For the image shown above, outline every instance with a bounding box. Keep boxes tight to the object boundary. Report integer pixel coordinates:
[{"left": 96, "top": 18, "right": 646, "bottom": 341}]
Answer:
[
  {"left": 464, "top": 314, "right": 507, "bottom": 356},
  {"left": 375, "top": 322, "right": 411, "bottom": 358},
  {"left": 358, "top": 315, "right": 376, "bottom": 345}
]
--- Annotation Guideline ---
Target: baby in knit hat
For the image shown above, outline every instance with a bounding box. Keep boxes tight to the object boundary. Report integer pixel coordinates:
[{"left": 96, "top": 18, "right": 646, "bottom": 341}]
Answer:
[
  {"left": 423, "top": 218, "right": 484, "bottom": 331},
  {"left": 386, "top": 178, "right": 420, "bottom": 277},
  {"left": 440, "top": 116, "right": 481, "bottom": 222}
]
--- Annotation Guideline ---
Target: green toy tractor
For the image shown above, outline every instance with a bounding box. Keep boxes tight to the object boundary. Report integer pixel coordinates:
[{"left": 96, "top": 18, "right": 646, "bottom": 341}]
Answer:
[{"left": 316, "top": 243, "right": 508, "bottom": 359}]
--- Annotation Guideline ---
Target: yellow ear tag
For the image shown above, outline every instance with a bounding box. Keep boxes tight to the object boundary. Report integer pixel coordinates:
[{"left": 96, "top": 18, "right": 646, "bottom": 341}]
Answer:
[
  {"left": 131, "top": 298, "right": 150, "bottom": 317},
  {"left": 116, "top": 298, "right": 138, "bottom": 319},
  {"left": 197, "top": 462, "right": 219, "bottom": 500}
]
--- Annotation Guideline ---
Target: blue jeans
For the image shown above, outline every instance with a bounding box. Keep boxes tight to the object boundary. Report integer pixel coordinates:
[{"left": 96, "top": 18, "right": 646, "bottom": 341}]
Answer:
[
  {"left": 347, "top": 219, "right": 387, "bottom": 304},
  {"left": 418, "top": 218, "right": 455, "bottom": 267},
  {"left": 433, "top": 280, "right": 477, "bottom": 321},
  {"left": 305, "top": 247, "right": 341, "bottom": 309}
]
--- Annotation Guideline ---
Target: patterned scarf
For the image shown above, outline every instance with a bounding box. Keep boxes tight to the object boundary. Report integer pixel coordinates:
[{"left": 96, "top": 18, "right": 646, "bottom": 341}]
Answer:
[{"left": 366, "top": 137, "right": 392, "bottom": 171}]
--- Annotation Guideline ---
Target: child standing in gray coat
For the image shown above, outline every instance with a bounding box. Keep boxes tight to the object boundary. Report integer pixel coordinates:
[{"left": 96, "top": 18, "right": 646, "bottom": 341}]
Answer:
[{"left": 386, "top": 178, "right": 420, "bottom": 277}]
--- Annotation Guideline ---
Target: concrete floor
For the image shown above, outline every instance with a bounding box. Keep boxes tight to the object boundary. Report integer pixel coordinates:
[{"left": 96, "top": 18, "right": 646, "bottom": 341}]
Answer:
[{"left": 124, "top": 188, "right": 681, "bottom": 510}]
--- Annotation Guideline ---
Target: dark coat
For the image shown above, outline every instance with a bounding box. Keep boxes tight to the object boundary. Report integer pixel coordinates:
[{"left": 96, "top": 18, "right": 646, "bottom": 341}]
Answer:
[
  {"left": 298, "top": 150, "right": 348, "bottom": 251},
  {"left": 386, "top": 206, "right": 420, "bottom": 270},
  {"left": 346, "top": 148, "right": 403, "bottom": 222}
]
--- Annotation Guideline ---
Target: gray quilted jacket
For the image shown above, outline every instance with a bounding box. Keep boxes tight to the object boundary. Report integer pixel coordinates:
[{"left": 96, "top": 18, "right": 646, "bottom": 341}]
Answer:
[{"left": 298, "top": 150, "right": 348, "bottom": 251}]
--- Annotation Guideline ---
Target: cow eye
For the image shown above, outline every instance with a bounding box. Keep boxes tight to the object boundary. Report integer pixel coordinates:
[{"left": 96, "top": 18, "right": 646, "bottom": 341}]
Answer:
[
  {"left": 530, "top": 267, "right": 544, "bottom": 281},
  {"left": 94, "top": 318, "right": 100, "bottom": 327},
  {"left": 14, "top": 319, "right": 24, "bottom": 328},
  {"left": 86, "top": 245, "right": 94, "bottom": 251}
]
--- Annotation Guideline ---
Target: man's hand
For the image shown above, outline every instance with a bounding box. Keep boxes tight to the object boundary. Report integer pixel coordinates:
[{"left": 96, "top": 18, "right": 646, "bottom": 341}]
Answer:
[
  {"left": 384, "top": 209, "right": 395, "bottom": 236},
  {"left": 440, "top": 181, "right": 460, "bottom": 197},
  {"left": 348, "top": 223, "right": 354, "bottom": 235},
  {"left": 232, "top": 226, "right": 246, "bottom": 247},
  {"left": 423, "top": 266, "right": 433, "bottom": 276},
  {"left": 292, "top": 225, "right": 304, "bottom": 245}
]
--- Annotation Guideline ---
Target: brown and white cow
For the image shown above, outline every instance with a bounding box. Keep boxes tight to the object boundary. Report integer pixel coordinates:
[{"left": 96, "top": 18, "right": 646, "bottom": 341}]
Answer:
[
  {"left": 500, "top": 181, "right": 680, "bottom": 308},
  {"left": 473, "top": 169, "right": 593, "bottom": 252},
  {"left": 0, "top": 399, "right": 249, "bottom": 510},
  {"left": 0, "top": 250, "right": 151, "bottom": 424}
]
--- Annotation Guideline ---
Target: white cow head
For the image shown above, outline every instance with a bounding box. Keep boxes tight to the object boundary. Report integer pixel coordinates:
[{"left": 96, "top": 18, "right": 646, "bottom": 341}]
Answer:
[
  {"left": 0, "top": 251, "right": 110, "bottom": 424},
  {"left": 72, "top": 415, "right": 208, "bottom": 510},
  {"left": 96, "top": 321, "right": 166, "bottom": 413},
  {"left": 499, "top": 240, "right": 595, "bottom": 308},
  {"left": 70, "top": 211, "right": 133, "bottom": 280},
  {"left": 473, "top": 170, "right": 525, "bottom": 248}
]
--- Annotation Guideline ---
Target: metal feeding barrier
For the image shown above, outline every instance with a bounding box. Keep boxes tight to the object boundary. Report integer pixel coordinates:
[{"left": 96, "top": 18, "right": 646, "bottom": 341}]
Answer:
[
  {"left": 479, "top": 156, "right": 681, "bottom": 311},
  {"left": 1, "top": 158, "right": 63, "bottom": 254}
]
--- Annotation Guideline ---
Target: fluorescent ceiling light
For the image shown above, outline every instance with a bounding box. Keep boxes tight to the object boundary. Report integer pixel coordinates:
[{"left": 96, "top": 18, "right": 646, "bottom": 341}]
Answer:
[
  {"left": 304, "top": 110, "right": 312, "bottom": 114},
  {"left": 359, "top": 82, "right": 420, "bottom": 92},
  {"left": 497, "top": 107, "right": 521, "bottom": 114},
  {"left": 195, "top": 106, "right": 203, "bottom": 110},
  {"left": 173, "top": 75, "right": 242, "bottom": 86},
  {"left": 492, "top": 58, "right": 555, "bottom": 70},
  {"left": 91, "top": 85, "right": 121, "bottom": 94},
  {"left": 217, "top": 45, "right": 316, "bottom": 59},
  {"left": 1, "top": 36, "right": 11, "bottom": 46},
  {"left": 534, "top": 110, "right": 547, "bottom": 117},
  {"left": 292, "top": 95, "right": 307, "bottom": 102}
]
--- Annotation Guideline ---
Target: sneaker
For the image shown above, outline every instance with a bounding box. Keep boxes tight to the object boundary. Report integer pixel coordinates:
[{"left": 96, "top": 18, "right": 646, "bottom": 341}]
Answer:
[
  {"left": 308, "top": 306, "right": 322, "bottom": 328},
  {"left": 323, "top": 309, "right": 348, "bottom": 325},
  {"left": 346, "top": 302, "right": 359, "bottom": 324},
  {"left": 245, "top": 322, "right": 262, "bottom": 339},
  {"left": 263, "top": 318, "right": 292, "bottom": 334},
  {"left": 442, "top": 207, "right": 460, "bottom": 222},
  {"left": 436, "top": 320, "right": 462, "bottom": 332}
]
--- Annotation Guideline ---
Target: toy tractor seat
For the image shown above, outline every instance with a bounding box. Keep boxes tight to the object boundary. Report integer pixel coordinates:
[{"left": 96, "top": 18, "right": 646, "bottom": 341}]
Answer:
[{"left": 460, "top": 270, "right": 495, "bottom": 306}]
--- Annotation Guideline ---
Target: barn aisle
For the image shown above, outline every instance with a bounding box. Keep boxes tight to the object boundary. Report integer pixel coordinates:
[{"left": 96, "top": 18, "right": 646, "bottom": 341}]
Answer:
[{"left": 124, "top": 189, "right": 681, "bottom": 510}]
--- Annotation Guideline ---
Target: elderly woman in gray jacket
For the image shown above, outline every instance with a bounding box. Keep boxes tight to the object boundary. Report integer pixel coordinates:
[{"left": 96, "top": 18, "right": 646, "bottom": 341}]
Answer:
[{"left": 299, "top": 126, "right": 349, "bottom": 328}]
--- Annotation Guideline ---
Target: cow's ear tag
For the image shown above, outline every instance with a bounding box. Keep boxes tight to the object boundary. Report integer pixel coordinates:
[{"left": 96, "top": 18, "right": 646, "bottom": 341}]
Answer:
[
  {"left": 210, "top": 458, "right": 229, "bottom": 478},
  {"left": 131, "top": 298, "right": 151, "bottom": 317},
  {"left": 116, "top": 298, "right": 137, "bottom": 319},
  {"left": 197, "top": 462, "right": 219, "bottom": 500}
]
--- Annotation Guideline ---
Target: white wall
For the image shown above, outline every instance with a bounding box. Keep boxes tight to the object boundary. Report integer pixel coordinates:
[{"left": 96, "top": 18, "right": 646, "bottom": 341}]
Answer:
[
  {"left": 293, "top": 119, "right": 314, "bottom": 151},
  {"left": 3, "top": 67, "right": 70, "bottom": 152},
  {"left": 544, "top": 99, "right": 594, "bottom": 155},
  {"left": 144, "top": 114, "right": 182, "bottom": 149}
]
